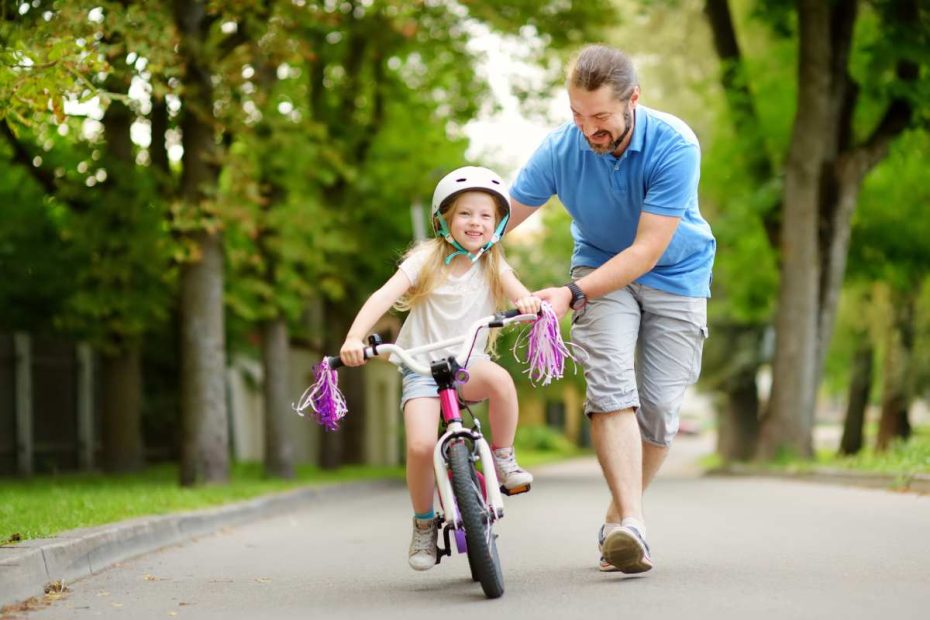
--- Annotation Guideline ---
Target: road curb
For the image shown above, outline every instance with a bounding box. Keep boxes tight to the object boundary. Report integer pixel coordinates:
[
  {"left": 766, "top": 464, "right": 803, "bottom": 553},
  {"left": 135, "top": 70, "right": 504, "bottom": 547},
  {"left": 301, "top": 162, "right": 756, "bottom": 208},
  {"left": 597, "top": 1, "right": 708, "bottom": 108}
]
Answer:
[
  {"left": 708, "top": 464, "right": 930, "bottom": 494},
  {"left": 0, "top": 479, "right": 400, "bottom": 608}
]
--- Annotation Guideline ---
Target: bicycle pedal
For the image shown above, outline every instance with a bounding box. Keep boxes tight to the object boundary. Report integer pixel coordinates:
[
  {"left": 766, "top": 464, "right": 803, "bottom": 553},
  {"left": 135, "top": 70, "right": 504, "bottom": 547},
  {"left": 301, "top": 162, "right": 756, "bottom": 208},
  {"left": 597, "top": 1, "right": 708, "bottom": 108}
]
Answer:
[{"left": 500, "top": 483, "right": 531, "bottom": 496}]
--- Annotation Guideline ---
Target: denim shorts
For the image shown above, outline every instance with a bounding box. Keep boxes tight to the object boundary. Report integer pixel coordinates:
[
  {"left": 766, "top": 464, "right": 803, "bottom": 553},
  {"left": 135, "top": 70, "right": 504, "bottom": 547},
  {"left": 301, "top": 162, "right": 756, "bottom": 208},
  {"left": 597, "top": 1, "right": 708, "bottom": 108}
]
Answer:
[
  {"left": 570, "top": 267, "right": 708, "bottom": 447},
  {"left": 399, "top": 357, "right": 486, "bottom": 410}
]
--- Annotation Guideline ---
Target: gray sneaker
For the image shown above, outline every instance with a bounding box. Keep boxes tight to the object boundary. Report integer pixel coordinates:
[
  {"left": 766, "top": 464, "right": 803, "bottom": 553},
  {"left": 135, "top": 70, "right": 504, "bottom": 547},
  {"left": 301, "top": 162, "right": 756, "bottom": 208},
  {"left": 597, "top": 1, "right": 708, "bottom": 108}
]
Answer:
[
  {"left": 598, "top": 523, "right": 653, "bottom": 574},
  {"left": 492, "top": 447, "right": 533, "bottom": 493},
  {"left": 408, "top": 517, "right": 438, "bottom": 571}
]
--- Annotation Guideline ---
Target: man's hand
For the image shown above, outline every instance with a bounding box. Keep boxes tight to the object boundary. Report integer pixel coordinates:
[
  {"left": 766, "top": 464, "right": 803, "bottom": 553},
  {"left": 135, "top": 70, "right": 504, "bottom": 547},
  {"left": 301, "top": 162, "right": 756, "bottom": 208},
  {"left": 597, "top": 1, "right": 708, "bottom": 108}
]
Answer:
[{"left": 534, "top": 286, "right": 573, "bottom": 319}]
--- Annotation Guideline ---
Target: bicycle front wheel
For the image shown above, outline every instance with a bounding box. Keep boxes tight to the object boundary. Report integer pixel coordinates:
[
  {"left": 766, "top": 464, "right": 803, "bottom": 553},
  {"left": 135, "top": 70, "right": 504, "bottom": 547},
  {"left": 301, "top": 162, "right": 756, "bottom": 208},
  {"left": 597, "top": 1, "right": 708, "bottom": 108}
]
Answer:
[{"left": 448, "top": 439, "right": 504, "bottom": 599}]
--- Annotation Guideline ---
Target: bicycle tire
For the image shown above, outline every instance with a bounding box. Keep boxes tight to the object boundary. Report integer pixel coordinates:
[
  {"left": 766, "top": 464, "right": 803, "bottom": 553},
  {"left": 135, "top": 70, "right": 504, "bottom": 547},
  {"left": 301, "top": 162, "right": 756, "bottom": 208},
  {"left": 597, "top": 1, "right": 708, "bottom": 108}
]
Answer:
[
  {"left": 465, "top": 467, "right": 492, "bottom": 582},
  {"left": 468, "top": 531, "right": 501, "bottom": 583},
  {"left": 448, "top": 439, "right": 504, "bottom": 598}
]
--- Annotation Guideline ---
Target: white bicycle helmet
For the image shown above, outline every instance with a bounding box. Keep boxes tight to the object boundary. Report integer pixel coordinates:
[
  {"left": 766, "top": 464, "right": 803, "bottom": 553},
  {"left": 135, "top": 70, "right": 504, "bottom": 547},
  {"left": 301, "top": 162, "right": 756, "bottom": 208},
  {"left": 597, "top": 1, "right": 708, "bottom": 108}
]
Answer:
[{"left": 430, "top": 166, "right": 511, "bottom": 264}]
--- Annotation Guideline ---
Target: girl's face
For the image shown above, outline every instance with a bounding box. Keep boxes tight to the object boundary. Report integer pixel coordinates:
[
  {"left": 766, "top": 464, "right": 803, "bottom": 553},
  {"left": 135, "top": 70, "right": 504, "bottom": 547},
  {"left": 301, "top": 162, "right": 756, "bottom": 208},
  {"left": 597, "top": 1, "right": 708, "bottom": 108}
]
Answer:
[{"left": 448, "top": 192, "right": 499, "bottom": 253}]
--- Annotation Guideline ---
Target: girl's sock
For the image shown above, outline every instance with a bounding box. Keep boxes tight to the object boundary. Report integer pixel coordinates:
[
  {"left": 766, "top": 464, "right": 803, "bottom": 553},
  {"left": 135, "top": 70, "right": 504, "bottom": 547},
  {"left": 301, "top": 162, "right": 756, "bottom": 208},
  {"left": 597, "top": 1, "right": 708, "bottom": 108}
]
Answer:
[{"left": 414, "top": 510, "right": 435, "bottom": 523}]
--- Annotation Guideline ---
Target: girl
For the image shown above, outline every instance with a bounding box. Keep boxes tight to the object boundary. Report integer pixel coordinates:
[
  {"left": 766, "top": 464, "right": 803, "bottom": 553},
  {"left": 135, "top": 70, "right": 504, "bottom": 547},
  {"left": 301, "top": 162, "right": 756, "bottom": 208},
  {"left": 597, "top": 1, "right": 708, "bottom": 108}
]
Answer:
[{"left": 339, "top": 166, "right": 541, "bottom": 571}]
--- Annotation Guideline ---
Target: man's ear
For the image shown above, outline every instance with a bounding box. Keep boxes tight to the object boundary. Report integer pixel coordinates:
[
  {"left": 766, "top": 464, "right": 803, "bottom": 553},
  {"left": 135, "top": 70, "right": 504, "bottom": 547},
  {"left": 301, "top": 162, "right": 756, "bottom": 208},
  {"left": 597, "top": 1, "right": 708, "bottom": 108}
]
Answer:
[{"left": 629, "top": 86, "right": 641, "bottom": 108}]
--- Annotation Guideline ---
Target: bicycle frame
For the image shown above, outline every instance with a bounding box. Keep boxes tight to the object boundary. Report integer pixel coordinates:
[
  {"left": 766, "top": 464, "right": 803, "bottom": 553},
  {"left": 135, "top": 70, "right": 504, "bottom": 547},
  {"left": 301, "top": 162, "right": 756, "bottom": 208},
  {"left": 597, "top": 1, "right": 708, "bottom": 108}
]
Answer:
[
  {"left": 429, "top": 359, "right": 504, "bottom": 532},
  {"left": 326, "top": 310, "right": 535, "bottom": 533}
]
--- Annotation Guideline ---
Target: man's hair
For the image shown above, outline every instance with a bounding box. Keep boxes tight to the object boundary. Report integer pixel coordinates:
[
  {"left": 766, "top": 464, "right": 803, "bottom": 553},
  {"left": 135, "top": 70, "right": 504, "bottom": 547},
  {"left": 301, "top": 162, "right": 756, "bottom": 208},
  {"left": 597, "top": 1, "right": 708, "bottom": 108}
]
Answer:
[{"left": 568, "top": 45, "right": 638, "bottom": 101}]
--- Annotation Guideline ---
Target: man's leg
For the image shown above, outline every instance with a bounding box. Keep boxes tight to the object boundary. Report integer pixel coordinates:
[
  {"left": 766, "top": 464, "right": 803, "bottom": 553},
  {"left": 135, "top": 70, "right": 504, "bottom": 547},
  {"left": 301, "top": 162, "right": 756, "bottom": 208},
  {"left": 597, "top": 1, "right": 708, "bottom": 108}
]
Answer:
[
  {"left": 642, "top": 441, "right": 669, "bottom": 489},
  {"left": 603, "top": 440, "right": 668, "bottom": 522},
  {"left": 592, "top": 408, "right": 643, "bottom": 524},
  {"left": 567, "top": 269, "right": 648, "bottom": 572},
  {"left": 594, "top": 409, "right": 654, "bottom": 574}
]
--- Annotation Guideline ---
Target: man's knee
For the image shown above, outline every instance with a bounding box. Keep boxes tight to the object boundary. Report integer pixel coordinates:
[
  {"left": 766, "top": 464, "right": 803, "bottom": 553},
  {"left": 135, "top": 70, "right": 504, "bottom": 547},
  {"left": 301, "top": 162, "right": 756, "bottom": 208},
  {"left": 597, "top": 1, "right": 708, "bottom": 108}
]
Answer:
[
  {"left": 589, "top": 407, "right": 637, "bottom": 424},
  {"left": 636, "top": 406, "right": 678, "bottom": 447}
]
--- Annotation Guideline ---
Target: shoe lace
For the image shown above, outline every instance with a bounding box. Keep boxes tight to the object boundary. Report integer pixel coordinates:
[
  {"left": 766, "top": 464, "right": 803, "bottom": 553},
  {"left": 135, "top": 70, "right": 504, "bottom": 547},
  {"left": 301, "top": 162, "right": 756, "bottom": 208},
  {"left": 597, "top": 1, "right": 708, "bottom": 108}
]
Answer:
[
  {"left": 494, "top": 452, "right": 523, "bottom": 475},
  {"left": 411, "top": 525, "right": 435, "bottom": 554}
]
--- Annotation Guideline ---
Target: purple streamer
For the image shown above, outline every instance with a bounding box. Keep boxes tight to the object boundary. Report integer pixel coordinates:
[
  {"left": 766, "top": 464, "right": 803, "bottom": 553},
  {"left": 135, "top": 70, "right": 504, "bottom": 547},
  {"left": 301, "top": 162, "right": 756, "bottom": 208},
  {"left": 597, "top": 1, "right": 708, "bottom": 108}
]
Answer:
[
  {"left": 521, "top": 302, "right": 574, "bottom": 386},
  {"left": 292, "top": 358, "right": 348, "bottom": 431}
]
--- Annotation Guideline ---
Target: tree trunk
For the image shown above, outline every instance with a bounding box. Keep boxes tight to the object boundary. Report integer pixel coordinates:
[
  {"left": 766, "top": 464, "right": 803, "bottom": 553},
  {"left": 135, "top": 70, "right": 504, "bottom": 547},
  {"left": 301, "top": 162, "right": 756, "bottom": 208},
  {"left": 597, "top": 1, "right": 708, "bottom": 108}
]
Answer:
[
  {"left": 150, "top": 93, "right": 170, "bottom": 186},
  {"left": 758, "top": 0, "right": 833, "bottom": 460},
  {"left": 99, "top": 66, "right": 146, "bottom": 473},
  {"left": 179, "top": 232, "right": 228, "bottom": 484},
  {"left": 703, "top": 0, "right": 780, "bottom": 246},
  {"left": 876, "top": 290, "right": 915, "bottom": 451},
  {"left": 814, "top": 0, "right": 917, "bottom": 405},
  {"left": 175, "top": 0, "right": 227, "bottom": 486},
  {"left": 319, "top": 299, "right": 368, "bottom": 469},
  {"left": 340, "top": 367, "right": 367, "bottom": 465},
  {"left": 717, "top": 365, "right": 760, "bottom": 462},
  {"left": 709, "top": 323, "right": 764, "bottom": 462},
  {"left": 262, "top": 316, "right": 295, "bottom": 478},
  {"left": 839, "top": 335, "right": 872, "bottom": 456},
  {"left": 100, "top": 347, "right": 145, "bottom": 472}
]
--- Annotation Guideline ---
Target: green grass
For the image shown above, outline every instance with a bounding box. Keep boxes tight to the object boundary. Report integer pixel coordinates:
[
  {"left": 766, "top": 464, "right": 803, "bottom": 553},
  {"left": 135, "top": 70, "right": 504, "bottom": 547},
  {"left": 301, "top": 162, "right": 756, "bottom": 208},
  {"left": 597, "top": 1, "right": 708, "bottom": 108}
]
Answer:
[
  {"left": 702, "top": 426, "right": 930, "bottom": 477},
  {"left": 812, "top": 427, "right": 930, "bottom": 476},
  {"left": 0, "top": 462, "right": 404, "bottom": 543},
  {"left": 0, "top": 430, "right": 584, "bottom": 543}
]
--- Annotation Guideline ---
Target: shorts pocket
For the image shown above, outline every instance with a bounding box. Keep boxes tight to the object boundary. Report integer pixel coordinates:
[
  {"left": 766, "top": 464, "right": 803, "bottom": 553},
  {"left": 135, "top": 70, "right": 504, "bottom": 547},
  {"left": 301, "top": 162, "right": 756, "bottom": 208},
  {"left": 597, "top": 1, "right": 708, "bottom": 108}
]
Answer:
[{"left": 688, "top": 325, "right": 709, "bottom": 383}]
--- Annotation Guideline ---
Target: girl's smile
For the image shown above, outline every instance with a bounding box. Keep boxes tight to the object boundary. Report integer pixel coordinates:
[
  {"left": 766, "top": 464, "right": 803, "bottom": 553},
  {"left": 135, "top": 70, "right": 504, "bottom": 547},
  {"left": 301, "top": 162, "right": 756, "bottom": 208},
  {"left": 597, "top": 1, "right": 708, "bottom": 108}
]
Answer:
[{"left": 449, "top": 192, "right": 499, "bottom": 253}]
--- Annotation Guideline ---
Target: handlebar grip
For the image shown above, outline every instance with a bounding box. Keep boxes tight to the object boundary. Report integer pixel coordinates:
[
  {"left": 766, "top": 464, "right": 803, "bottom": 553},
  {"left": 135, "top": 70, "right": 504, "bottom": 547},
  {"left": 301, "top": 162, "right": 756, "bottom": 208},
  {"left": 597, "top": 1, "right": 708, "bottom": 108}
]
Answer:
[
  {"left": 500, "top": 308, "right": 543, "bottom": 319},
  {"left": 324, "top": 347, "right": 373, "bottom": 369}
]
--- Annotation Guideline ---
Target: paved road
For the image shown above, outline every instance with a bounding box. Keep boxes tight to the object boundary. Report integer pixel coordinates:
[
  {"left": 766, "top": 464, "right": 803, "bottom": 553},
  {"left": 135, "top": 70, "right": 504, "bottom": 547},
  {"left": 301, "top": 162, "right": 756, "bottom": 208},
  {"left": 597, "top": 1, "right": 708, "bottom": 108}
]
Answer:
[{"left": 21, "top": 436, "right": 930, "bottom": 619}]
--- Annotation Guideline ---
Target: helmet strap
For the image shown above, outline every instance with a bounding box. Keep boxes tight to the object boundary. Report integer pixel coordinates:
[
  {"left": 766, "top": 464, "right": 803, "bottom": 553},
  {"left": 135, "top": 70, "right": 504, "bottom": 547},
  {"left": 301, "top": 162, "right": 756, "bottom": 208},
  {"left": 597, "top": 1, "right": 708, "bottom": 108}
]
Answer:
[{"left": 436, "top": 213, "right": 510, "bottom": 265}]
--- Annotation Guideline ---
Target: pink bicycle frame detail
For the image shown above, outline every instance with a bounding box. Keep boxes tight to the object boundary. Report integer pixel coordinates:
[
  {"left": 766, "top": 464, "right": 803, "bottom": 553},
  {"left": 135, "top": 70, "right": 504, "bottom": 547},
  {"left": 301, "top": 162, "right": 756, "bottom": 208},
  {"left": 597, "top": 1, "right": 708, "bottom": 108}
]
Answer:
[{"left": 438, "top": 387, "right": 460, "bottom": 423}]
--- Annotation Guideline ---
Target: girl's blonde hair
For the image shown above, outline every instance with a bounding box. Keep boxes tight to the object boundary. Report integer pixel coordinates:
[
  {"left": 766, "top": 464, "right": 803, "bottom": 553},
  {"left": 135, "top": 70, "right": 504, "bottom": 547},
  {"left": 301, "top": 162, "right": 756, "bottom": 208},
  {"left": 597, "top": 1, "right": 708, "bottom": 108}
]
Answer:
[{"left": 394, "top": 193, "right": 510, "bottom": 351}]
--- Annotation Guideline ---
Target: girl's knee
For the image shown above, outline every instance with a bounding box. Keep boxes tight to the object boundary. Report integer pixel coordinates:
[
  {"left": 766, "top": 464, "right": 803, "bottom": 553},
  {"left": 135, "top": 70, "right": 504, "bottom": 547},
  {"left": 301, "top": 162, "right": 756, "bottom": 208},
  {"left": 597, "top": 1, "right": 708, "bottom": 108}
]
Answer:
[
  {"left": 407, "top": 438, "right": 435, "bottom": 461},
  {"left": 485, "top": 365, "right": 516, "bottom": 396}
]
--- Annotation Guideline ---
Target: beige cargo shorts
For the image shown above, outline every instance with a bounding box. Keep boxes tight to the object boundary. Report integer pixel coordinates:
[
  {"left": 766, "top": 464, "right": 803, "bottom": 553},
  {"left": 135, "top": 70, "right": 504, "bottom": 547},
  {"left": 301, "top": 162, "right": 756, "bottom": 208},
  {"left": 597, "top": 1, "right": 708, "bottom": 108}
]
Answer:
[{"left": 570, "top": 267, "right": 708, "bottom": 447}]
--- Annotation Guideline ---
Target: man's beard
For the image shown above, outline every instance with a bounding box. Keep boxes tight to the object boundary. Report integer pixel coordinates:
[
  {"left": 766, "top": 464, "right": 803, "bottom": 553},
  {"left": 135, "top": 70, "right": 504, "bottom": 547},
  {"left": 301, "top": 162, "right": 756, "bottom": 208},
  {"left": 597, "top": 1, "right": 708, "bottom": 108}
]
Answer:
[
  {"left": 587, "top": 131, "right": 626, "bottom": 155},
  {"left": 586, "top": 107, "right": 633, "bottom": 155}
]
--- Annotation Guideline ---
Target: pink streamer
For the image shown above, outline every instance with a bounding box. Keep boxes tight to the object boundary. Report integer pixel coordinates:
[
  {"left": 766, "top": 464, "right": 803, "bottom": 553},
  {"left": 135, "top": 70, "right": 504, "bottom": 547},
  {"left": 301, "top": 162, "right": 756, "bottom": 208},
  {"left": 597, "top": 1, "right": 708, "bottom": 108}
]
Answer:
[
  {"left": 293, "top": 358, "right": 348, "bottom": 431},
  {"left": 520, "top": 302, "right": 574, "bottom": 386}
]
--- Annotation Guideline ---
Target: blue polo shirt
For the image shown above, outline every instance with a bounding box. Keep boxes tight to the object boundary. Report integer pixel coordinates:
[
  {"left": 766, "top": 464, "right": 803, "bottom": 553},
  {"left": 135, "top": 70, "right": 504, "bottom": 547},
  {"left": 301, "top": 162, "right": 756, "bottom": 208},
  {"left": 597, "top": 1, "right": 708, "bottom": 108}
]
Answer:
[{"left": 511, "top": 105, "right": 715, "bottom": 297}]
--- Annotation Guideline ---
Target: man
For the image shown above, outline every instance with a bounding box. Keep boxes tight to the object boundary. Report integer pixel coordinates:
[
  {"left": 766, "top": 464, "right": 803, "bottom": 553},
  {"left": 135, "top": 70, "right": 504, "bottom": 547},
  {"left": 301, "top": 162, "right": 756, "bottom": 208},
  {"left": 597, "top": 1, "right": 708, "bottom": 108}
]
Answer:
[{"left": 508, "top": 44, "right": 715, "bottom": 574}]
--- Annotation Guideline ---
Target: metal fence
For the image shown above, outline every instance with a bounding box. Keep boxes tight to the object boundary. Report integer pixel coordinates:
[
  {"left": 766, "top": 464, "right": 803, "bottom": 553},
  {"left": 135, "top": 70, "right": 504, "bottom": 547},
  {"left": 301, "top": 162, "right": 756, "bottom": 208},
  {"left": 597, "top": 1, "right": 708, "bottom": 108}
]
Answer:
[{"left": 0, "top": 333, "right": 97, "bottom": 476}]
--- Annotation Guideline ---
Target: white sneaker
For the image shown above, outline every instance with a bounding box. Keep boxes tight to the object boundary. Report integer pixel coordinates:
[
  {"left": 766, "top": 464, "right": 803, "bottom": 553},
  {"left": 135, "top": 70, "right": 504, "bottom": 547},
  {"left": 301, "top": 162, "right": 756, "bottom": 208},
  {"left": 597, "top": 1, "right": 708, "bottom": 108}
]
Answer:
[
  {"left": 492, "top": 447, "right": 533, "bottom": 492},
  {"left": 597, "top": 523, "right": 653, "bottom": 574},
  {"left": 408, "top": 517, "right": 437, "bottom": 571}
]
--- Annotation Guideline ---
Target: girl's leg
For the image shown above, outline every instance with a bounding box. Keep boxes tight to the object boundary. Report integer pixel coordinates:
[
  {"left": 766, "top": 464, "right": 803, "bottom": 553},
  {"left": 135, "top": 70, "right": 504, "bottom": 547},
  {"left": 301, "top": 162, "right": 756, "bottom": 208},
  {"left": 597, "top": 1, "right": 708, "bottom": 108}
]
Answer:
[
  {"left": 403, "top": 397, "right": 441, "bottom": 514},
  {"left": 457, "top": 359, "right": 518, "bottom": 448},
  {"left": 459, "top": 359, "right": 532, "bottom": 491}
]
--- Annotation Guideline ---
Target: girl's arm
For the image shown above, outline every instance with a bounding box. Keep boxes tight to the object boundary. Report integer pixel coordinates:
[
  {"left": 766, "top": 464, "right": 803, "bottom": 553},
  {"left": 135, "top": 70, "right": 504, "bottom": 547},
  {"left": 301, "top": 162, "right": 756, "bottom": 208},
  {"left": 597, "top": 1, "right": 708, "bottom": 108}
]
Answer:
[
  {"left": 340, "top": 269, "right": 412, "bottom": 366},
  {"left": 501, "top": 269, "right": 541, "bottom": 315}
]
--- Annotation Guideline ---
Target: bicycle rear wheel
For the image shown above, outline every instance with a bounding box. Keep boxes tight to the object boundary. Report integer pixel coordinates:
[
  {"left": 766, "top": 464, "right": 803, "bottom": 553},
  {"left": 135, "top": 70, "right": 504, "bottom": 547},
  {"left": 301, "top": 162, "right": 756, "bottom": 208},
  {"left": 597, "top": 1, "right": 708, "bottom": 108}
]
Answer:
[{"left": 448, "top": 439, "right": 504, "bottom": 599}]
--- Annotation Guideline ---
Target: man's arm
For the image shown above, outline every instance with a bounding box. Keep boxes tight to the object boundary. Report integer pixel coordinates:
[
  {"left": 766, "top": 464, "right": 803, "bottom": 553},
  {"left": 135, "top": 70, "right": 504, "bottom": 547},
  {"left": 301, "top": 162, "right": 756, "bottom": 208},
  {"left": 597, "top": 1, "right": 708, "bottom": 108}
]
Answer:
[
  {"left": 506, "top": 195, "right": 540, "bottom": 233},
  {"left": 535, "top": 212, "right": 681, "bottom": 317}
]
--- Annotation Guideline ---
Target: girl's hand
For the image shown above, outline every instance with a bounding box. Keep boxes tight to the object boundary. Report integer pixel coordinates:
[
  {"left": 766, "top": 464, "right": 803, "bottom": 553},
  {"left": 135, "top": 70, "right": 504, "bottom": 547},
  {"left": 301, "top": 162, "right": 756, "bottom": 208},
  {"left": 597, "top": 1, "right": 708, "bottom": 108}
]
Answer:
[
  {"left": 340, "top": 337, "right": 367, "bottom": 367},
  {"left": 514, "top": 294, "right": 542, "bottom": 316},
  {"left": 534, "top": 286, "right": 572, "bottom": 319}
]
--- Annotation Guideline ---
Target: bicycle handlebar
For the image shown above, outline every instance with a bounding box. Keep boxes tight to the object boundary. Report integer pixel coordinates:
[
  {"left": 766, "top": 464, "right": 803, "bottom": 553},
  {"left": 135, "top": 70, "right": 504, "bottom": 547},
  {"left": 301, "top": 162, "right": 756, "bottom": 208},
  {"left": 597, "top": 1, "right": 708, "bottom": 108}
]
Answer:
[{"left": 325, "top": 308, "right": 538, "bottom": 375}]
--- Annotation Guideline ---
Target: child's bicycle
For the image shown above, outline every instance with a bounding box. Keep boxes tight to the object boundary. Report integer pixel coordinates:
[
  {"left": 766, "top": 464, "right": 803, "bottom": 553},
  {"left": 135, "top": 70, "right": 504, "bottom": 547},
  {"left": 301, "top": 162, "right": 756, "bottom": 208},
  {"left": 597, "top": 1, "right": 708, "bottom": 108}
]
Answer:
[{"left": 308, "top": 308, "right": 552, "bottom": 599}]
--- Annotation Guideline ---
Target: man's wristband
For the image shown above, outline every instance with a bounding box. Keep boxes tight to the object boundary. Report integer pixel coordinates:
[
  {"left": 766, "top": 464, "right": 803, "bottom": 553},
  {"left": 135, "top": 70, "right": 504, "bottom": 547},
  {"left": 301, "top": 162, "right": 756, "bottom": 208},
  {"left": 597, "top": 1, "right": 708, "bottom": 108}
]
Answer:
[{"left": 564, "top": 281, "right": 588, "bottom": 311}]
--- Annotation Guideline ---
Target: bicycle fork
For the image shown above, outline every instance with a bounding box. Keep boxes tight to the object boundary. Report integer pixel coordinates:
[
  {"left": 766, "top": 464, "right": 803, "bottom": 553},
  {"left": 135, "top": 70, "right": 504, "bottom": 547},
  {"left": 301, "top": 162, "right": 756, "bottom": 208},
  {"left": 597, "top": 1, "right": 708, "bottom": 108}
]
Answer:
[
  {"left": 432, "top": 379, "right": 505, "bottom": 563},
  {"left": 433, "top": 425, "right": 505, "bottom": 530}
]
